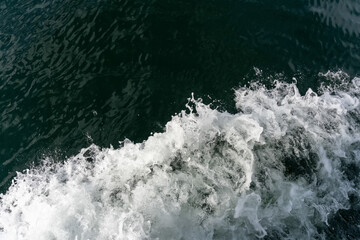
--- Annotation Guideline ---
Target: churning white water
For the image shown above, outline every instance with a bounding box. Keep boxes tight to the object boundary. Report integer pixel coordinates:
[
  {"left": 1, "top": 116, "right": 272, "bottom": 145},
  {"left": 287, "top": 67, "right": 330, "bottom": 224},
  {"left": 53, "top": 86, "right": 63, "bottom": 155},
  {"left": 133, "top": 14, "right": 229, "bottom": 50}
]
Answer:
[{"left": 1, "top": 72, "right": 360, "bottom": 240}]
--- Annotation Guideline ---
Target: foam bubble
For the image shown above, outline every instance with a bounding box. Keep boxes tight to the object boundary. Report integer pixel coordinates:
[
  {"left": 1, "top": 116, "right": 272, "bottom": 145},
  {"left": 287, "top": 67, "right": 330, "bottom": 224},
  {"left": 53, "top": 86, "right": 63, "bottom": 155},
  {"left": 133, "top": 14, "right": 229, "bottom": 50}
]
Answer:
[{"left": 1, "top": 72, "right": 359, "bottom": 239}]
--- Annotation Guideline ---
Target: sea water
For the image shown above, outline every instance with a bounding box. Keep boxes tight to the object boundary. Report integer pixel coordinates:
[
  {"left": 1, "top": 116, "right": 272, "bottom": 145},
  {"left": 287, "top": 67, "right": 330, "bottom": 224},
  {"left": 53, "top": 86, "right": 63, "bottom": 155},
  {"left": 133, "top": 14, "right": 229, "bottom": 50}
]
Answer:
[
  {"left": 1, "top": 0, "right": 360, "bottom": 239},
  {"left": 1, "top": 72, "right": 360, "bottom": 239}
]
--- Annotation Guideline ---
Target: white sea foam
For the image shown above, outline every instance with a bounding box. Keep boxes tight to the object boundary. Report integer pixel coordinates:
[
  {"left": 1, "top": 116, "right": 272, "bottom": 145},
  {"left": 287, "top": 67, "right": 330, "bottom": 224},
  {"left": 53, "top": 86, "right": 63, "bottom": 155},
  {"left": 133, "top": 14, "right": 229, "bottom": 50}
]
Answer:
[{"left": 1, "top": 72, "right": 359, "bottom": 239}]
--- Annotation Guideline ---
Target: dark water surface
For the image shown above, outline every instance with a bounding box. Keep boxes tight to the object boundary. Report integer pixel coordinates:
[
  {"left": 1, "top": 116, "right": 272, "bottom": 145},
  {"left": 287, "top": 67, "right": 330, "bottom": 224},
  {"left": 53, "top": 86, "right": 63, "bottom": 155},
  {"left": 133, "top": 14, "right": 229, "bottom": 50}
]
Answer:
[{"left": 1, "top": 0, "right": 360, "bottom": 239}]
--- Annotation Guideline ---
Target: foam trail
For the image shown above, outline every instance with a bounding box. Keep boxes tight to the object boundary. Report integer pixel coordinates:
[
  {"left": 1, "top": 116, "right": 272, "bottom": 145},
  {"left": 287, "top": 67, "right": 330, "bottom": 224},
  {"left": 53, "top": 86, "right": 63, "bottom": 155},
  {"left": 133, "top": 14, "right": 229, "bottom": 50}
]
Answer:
[{"left": 1, "top": 72, "right": 360, "bottom": 239}]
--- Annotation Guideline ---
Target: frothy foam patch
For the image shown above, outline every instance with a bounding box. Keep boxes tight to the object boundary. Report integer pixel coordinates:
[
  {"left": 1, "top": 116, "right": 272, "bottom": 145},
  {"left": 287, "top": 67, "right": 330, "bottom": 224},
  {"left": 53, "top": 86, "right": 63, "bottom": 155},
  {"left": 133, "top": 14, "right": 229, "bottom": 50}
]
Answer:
[{"left": 1, "top": 73, "right": 360, "bottom": 239}]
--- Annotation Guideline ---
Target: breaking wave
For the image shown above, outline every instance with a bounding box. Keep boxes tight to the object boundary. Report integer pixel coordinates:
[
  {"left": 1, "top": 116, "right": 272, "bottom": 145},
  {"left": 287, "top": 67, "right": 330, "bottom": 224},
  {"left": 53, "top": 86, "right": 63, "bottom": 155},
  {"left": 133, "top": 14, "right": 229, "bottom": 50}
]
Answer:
[{"left": 1, "top": 72, "right": 360, "bottom": 239}]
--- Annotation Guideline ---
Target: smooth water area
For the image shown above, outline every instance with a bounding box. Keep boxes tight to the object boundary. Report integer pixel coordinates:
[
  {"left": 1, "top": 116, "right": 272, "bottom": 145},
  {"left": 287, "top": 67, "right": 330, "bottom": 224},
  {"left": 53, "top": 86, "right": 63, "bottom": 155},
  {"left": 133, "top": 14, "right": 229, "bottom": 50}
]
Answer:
[{"left": 0, "top": 0, "right": 360, "bottom": 239}]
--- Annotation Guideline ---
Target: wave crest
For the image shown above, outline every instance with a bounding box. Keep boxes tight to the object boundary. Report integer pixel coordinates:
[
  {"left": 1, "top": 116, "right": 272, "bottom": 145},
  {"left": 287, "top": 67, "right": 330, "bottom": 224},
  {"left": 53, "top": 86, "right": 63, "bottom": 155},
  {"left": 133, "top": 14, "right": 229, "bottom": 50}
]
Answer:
[{"left": 1, "top": 74, "right": 360, "bottom": 239}]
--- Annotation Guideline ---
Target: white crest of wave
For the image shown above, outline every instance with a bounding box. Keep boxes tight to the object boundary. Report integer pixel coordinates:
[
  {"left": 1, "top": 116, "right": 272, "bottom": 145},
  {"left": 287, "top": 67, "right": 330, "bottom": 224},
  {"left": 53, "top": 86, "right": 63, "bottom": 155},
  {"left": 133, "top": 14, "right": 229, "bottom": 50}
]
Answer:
[{"left": 1, "top": 72, "right": 360, "bottom": 240}]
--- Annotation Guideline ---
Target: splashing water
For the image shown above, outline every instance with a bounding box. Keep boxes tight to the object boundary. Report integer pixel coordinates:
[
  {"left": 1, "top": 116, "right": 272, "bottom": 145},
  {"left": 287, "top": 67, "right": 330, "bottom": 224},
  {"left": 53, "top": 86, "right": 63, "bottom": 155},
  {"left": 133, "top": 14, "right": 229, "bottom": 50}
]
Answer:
[{"left": 1, "top": 73, "right": 360, "bottom": 240}]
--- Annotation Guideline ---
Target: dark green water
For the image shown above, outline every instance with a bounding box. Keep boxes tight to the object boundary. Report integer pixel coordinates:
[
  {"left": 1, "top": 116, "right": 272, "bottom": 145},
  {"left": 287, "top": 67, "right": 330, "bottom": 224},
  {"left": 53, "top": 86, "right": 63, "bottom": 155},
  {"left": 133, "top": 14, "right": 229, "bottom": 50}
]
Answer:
[{"left": 1, "top": 0, "right": 360, "bottom": 239}]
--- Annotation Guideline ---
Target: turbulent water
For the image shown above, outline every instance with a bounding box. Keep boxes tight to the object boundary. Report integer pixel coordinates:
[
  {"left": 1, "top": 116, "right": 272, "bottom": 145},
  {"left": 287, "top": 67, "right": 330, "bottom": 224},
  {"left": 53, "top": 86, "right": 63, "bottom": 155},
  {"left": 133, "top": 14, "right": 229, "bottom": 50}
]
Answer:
[
  {"left": 1, "top": 0, "right": 360, "bottom": 239},
  {"left": 1, "top": 72, "right": 359, "bottom": 239}
]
